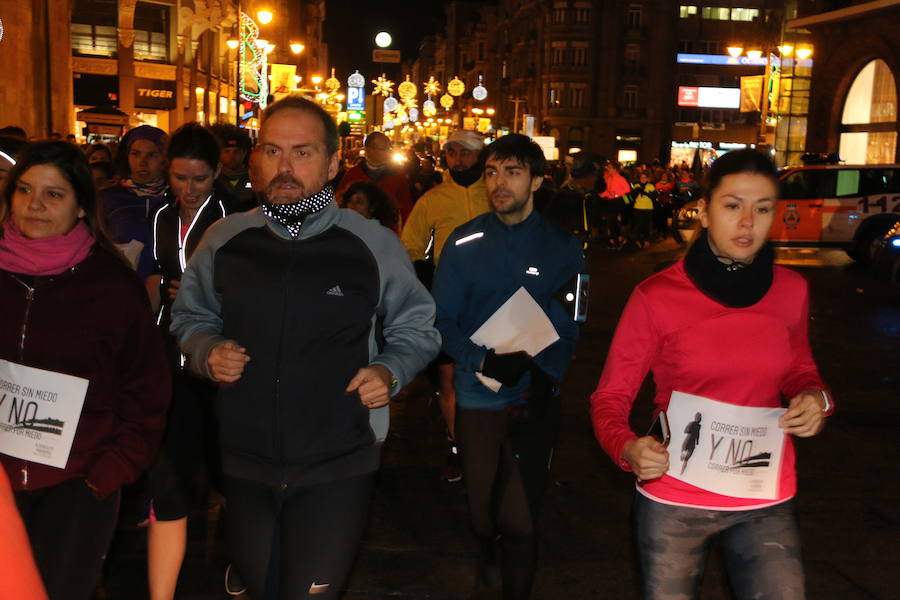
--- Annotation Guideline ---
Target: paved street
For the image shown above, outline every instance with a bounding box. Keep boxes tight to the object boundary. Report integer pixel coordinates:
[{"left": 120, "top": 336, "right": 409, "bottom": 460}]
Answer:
[{"left": 97, "top": 239, "right": 900, "bottom": 600}]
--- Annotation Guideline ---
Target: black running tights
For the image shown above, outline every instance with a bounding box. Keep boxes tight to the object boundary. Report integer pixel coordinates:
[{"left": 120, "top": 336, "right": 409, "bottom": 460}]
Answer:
[
  {"left": 456, "top": 404, "right": 557, "bottom": 600},
  {"left": 224, "top": 473, "right": 375, "bottom": 600}
]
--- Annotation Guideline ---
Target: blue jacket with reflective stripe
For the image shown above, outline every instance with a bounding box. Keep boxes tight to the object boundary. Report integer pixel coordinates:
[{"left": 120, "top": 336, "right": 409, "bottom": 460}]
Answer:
[{"left": 433, "top": 210, "right": 584, "bottom": 410}]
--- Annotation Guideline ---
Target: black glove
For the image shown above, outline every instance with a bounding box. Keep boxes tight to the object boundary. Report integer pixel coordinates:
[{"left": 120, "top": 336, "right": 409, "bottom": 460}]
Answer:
[{"left": 481, "top": 350, "right": 532, "bottom": 386}]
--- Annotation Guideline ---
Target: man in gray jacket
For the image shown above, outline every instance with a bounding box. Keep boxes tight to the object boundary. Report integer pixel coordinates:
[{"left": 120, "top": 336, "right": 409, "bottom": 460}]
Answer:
[{"left": 170, "top": 96, "right": 440, "bottom": 599}]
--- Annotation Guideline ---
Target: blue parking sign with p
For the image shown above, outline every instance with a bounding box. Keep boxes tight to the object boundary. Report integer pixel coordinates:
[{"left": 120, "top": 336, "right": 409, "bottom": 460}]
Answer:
[{"left": 347, "top": 87, "right": 365, "bottom": 111}]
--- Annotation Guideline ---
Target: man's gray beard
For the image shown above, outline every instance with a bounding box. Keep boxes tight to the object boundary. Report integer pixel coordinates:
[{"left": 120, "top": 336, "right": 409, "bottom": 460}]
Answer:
[
  {"left": 267, "top": 188, "right": 305, "bottom": 205},
  {"left": 265, "top": 173, "right": 307, "bottom": 205}
]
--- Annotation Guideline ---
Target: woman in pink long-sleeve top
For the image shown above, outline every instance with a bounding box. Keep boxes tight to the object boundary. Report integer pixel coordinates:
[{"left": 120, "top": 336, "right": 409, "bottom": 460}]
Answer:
[{"left": 590, "top": 149, "right": 832, "bottom": 600}]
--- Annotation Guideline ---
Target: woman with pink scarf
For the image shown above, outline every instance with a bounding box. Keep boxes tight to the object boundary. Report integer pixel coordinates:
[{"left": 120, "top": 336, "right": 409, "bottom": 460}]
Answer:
[{"left": 0, "top": 141, "right": 170, "bottom": 600}]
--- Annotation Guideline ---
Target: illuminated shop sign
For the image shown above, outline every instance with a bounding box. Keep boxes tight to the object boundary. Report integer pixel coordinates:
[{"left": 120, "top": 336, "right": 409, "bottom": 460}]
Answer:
[
  {"left": 677, "top": 86, "right": 741, "bottom": 109},
  {"left": 677, "top": 54, "right": 813, "bottom": 68},
  {"left": 135, "top": 77, "right": 176, "bottom": 110},
  {"left": 677, "top": 53, "right": 767, "bottom": 66}
]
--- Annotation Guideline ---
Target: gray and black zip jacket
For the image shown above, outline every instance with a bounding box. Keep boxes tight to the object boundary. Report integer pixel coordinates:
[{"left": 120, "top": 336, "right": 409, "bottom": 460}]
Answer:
[{"left": 170, "top": 200, "right": 441, "bottom": 486}]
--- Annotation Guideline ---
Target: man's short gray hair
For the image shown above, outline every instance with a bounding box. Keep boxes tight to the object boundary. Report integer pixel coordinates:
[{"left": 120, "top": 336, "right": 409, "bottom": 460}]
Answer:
[{"left": 262, "top": 95, "right": 339, "bottom": 156}]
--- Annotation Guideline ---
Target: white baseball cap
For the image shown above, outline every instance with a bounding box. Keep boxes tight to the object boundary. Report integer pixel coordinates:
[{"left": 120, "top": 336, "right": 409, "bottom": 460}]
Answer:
[{"left": 442, "top": 130, "right": 484, "bottom": 151}]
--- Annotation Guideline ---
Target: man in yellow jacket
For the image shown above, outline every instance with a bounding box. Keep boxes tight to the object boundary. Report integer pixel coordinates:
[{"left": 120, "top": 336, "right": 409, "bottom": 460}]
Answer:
[{"left": 401, "top": 129, "right": 490, "bottom": 482}]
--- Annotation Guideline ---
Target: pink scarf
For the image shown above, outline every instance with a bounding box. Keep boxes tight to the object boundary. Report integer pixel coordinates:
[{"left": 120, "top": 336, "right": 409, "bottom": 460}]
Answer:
[{"left": 0, "top": 220, "right": 94, "bottom": 276}]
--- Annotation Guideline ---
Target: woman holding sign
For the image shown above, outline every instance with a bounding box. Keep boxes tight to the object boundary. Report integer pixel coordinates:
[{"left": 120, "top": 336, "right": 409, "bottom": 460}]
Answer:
[
  {"left": 590, "top": 149, "right": 833, "bottom": 599},
  {"left": 0, "top": 141, "right": 170, "bottom": 600}
]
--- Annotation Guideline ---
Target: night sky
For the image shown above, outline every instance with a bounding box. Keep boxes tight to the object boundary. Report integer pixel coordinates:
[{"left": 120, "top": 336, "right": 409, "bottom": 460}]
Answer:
[{"left": 322, "top": 0, "right": 492, "bottom": 85}]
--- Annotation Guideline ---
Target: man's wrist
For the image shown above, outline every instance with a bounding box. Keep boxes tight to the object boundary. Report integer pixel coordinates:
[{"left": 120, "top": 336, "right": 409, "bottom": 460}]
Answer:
[{"left": 370, "top": 364, "right": 397, "bottom": 392}]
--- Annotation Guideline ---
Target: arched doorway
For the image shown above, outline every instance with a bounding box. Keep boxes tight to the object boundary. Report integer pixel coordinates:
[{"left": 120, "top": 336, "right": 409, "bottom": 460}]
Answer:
[{"left": 839, "top": 59, "right": 897, "bottom": 164}]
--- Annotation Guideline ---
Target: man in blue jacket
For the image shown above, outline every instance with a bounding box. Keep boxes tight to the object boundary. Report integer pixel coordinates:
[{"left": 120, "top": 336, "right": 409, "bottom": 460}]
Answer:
[
  {"left": 170, "top": 96, "right": 440, "bottom": 599},
  {"left": 432, "top": 134, "right": 584, "bottom": 599}
]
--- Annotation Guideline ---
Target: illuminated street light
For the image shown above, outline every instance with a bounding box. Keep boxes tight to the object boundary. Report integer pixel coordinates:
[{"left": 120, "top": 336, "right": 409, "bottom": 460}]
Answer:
[
  {"left": 264, "top": 44, "right": 275, "bottom": 54},
  {"left": 375, "top": 31, "right": 392, "bottom": 48},
  {"left": 795, "top": 46, "right": 813, "bottom": 60},
  {"left": 257, "top": 10, "right": 273, "bottom": 25},
  {"left": 226, "top": 38, "right": 239, "bottom": 50},
  {"left": 255, "top": 39, "right": 268, "bottom": 49},
  {"left": 746, "top": 49, "right": 763, "bottom": 60},
  {"left": 777, "top": 44, "right": 794, "bottom": 56},
  {"left": 311, "top": 75, "right": 323, "bottom": 86},
  {"left": 487, "top": 108, "right": 495, "bottom": 115},
  {"left": 727, "top": 46, "right": 743, "bottom": 58},
  {"left": 290, "top": 42, "right": 305, "bottom": 54},
  {"left": 293, "top": 75, "right": 301, "bottom": 85}
]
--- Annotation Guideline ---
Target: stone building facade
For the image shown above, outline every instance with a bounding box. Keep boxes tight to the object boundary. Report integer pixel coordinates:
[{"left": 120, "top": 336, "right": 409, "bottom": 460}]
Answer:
[{"left": 0, "top": 0, "right": 328, "bottom": 139}]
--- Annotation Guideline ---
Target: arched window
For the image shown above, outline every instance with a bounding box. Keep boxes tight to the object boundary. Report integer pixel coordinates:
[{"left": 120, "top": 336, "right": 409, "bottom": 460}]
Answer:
[{"left": 839, "top": 59, "right": 897, "bottom": 164}]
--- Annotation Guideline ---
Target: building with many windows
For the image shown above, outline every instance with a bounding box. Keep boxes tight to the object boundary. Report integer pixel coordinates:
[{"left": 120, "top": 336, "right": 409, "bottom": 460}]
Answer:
[
  {"left": 0, "top": 0, "right": 327, "bottom": 140},
  {"left": 405, "top": 1, "right": 852, "bottom": 166},
  {"left": 789, "top": 0, "right": 899, "bottom": 164},
  {"left": 671, "top": 1, "right": 784, "bottom": 165},
  {"left": 407, "top": 0, "right": 678, "bottom": 162}
]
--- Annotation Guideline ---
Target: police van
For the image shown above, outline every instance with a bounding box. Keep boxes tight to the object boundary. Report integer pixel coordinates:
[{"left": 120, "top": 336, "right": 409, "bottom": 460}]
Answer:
[{"left": 675, "top": 164, "right": 900, "bottom": 260}]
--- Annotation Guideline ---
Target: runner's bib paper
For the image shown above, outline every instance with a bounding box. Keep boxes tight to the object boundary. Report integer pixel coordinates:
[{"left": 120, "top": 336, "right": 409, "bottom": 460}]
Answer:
[
  {"left": 0, "top": 360, "right": 88, "bottom": 469},
  {"left": 666, "top": 391, "right": 787, "bottom": 500}
]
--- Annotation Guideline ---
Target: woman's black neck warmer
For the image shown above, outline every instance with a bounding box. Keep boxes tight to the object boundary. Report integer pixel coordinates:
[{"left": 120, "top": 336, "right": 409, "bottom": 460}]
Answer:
[{"left": 683, "top": 229, "right": 774, "bottom": 308}]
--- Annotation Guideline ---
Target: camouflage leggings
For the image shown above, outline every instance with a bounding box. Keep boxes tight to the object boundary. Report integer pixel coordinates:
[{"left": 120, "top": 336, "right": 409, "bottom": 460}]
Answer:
[{"left": 634, "top": 494, "right": 804, "bottom": 600}]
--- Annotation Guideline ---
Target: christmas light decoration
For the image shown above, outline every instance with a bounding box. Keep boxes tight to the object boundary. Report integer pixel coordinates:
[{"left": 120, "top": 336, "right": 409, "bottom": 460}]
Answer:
[
  {"left": 472, "top": 74, "right": 487, "bottom": 101},
  {"left": 409, "top": 108, "right": 419, "bottom": 122},
  {"left": 371, "top": 74, "right": 394, "bottom": 97},
  {"left": 447, "top": 76, "right": 465, "bottom": 97},
  {"left": 239, "top": 12, "right": 268, "bottom": 109},
  {"left": 423, "top": 99, "right": 437, "bottom": 117},
  {"left": 424, "top": 76, "right": 441, "bottom": 97},
  {"left": 398, "top": 75, "right": 417, "bottom": 100},
  {"left": 440, "top": 93, "right": 454, "bottom": 108},
  {"left": 348, "top": 70, "right": 365, "bottom": 88},
  {"left": 325, "top": 68, "right": 340, "bottom": 92}
]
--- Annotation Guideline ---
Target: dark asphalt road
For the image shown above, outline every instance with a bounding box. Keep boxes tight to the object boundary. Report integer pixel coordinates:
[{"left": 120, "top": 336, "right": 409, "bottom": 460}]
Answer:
[{"left": 96, "top": 240, "right": 900, "bottom": 600}]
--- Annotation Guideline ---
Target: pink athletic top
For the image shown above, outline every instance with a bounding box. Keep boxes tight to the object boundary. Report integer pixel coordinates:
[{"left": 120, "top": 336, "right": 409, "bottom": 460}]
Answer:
[{"left": 590, "top": 259, "right": 832, "bottom": 510}]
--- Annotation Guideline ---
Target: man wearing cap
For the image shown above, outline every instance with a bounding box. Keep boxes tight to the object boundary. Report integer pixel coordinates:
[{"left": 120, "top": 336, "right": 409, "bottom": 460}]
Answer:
[
  {"left": 211, "top": 124, "right": 255, "bottom": 210},
  {"left": 170, "top": 96, "right": 440, "bottom": 599},
  {"left": 400, "top": 129, "right": 490, "bottom": 482},
  {"left": 335, "top": 131, "right": 413, "bottom": 227}
]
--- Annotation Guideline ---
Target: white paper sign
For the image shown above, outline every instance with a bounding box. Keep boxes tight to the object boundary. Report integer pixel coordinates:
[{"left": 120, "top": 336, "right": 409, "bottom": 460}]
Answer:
[
  {"left": 0, "top": 360, "right": 89, "bottom": 469},
  {"left": 666, "top": 391, "right": 787, "bottom": 500},
  {"left": 469, "top": 287, "right": 560, "bottom": 392}
]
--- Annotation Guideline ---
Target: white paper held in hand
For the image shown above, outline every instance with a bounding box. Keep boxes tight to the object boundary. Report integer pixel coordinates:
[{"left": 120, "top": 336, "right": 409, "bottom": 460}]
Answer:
[
  {"left": 469, "top": 287, "right": 560, "bottom": 392},
  {"left": 0, "top": 360, "right": 89, "bottom": 469}
]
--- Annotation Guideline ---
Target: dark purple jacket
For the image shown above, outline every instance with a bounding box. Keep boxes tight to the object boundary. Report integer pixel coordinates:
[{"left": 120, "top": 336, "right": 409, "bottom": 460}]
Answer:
[
  {"left": 0, "top": 245, "right": 171, "bottom": 498},
  {"left": 101, "top": 184, "right": 167, "bottom": 280}
]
